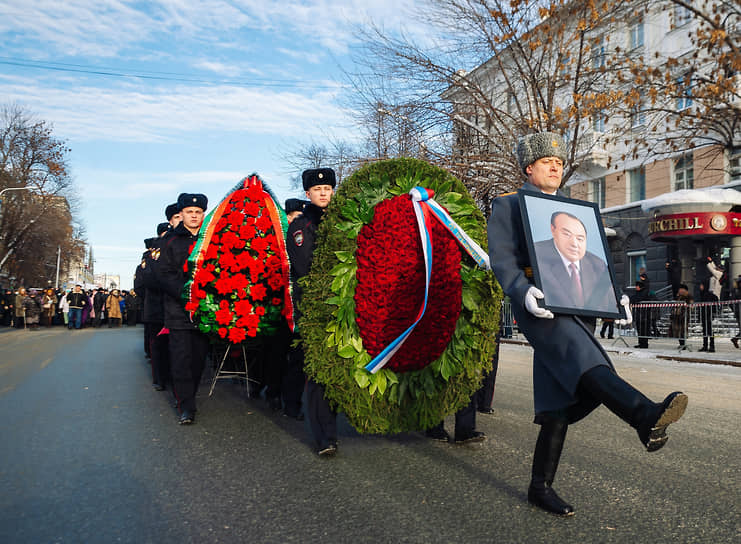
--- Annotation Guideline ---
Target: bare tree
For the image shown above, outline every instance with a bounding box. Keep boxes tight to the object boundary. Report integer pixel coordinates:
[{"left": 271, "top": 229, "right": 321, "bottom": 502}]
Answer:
[{"left": 0, "top": 103, "right": 81, "bottom": 286}]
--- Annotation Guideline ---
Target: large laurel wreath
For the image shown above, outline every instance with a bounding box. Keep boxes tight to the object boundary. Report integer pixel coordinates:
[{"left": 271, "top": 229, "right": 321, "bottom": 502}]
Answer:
[{"left": 299, "top": 158, "right": 502, "bottom": 434}]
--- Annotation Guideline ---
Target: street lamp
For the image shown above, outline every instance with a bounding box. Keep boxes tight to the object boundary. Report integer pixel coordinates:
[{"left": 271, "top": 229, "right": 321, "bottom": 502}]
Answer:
[{"left": 0, "top": 187, "right": 31, "bottom": 215}]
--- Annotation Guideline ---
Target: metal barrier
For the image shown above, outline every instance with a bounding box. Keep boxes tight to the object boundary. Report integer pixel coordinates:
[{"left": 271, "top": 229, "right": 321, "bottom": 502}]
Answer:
[{"left": 499, "top": 299, "right": 741, "bottom": 347}]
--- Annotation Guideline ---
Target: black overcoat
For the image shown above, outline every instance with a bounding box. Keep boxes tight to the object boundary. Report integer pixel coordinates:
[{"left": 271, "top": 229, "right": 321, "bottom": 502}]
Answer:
[{"left": 488, "top": 183, "right": 613, "bottom": 422}]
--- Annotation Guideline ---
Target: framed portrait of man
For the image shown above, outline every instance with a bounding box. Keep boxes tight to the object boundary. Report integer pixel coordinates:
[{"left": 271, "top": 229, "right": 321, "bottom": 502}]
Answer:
[{"left": 518, "top": 190, "right": 623, "bottom": 319}]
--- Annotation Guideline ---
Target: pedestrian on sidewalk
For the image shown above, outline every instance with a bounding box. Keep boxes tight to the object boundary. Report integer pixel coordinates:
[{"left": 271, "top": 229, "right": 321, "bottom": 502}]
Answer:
[
  {"left": 698, "top": 278, "right": 717, "bottom": 352},
  {"left": 732, "top": 275, "right": 741, "bottom": 349},
  {"left": 670, "top": 284, "right": 692, "bottom": 350}
]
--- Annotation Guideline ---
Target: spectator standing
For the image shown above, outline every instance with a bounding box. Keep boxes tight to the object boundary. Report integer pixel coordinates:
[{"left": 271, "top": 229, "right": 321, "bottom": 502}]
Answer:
[
  {"left": 731, "top": 275, "right": 741, "bottom": 349},
  {"left": 41, "top": 288, "right": 57, "bottom": 327},
  {"left": 15, "top": 287, "right": 27, "bottom": 329},
  {"left": 706, "top": 257, "right": 723, "bottom": 300},
  {"left": 67, "top": 285, "right": 87, "bottom": 330},
  {"left": 630, "top": 280, "right": 651, "bottom": 348},
  {"left": 671, "top": 284, "right": 693, "bottom": 351},
  {"left": 23, "top": 289, "right": 42, "bottom": 330},
  {"left": 92, "top": 288, "right": 106, "bottom": 327},
  {"left": 1, "top": 288, "right": 14, "bottom": 326},
  {"left": 106, "top": 289, "right": 123, "bottom": 327},
  {"left": 698, "top": 278, "right": 718, "bottom": 352},
  {"left": 59, "top": 290, "right": 69, "bottom": 326}
]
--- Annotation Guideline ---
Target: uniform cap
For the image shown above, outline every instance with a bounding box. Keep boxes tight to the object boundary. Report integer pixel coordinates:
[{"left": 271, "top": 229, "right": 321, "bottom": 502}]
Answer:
[
  {"left": 302, "top": 168, "right": 336, "bottom": 191},
  {"left": 517, "top": 132, "right": 567, "bottom": 172},
  {"left": 177, "top": 193, "right": 208, "bottom": 212}
]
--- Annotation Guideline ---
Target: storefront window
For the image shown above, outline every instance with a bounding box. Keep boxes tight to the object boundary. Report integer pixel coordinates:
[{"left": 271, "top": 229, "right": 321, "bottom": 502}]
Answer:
[
  {"left": 730, "top": 146, "right": 741, "bottom": 183},
  {"left": 627, "top": 250, "right": 647, "bottom": 286}
]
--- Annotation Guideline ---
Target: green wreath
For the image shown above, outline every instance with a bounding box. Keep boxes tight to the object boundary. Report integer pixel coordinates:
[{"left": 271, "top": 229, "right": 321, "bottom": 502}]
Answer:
[{"left": 299, "top": 158, "right": 502, "bottom": 434}]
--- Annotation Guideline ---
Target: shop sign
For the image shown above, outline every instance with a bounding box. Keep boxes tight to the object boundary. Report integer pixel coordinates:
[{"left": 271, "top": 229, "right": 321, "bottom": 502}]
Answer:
[{"left": 648, "top": 212, "right": 741, "bottom": 238}]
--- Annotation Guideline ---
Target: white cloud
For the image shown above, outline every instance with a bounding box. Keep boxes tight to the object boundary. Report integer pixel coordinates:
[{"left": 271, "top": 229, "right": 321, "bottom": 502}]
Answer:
[{"left": 0, "top": 76, "right": 351, "bottom": 143}]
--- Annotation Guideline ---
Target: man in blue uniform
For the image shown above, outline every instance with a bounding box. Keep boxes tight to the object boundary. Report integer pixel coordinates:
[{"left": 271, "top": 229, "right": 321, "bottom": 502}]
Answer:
[
  {"left": 285, "top": 168, "right": 337, "bottom": 456},
  {"left": 488, "top": 132, "right": 688, "bottom": 516}
]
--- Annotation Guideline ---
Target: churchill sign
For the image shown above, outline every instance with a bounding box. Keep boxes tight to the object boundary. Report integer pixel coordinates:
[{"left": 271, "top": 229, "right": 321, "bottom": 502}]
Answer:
[{"left": 648, "top": 212, "right": 741, "bottom": 239}]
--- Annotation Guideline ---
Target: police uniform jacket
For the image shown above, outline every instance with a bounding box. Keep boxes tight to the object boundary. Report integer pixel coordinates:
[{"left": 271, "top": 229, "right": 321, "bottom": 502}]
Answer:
[
  {"left": 287, "top": 202, "right": 325, "bottom": 315},
  {"left": 158, "top": 223, "right": 199, "bottom": 330},
  {"left": 488, "top": 183, "right": 614, "bottom": 422},
  {"left": 135, "top": 236, "right": 166, "bottom": 324}
]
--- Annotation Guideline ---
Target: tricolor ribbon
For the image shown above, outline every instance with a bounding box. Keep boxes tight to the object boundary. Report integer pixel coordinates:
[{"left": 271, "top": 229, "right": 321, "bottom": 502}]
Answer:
[{"left": 364, "top": 187, "right": 491, "bottom": 374}]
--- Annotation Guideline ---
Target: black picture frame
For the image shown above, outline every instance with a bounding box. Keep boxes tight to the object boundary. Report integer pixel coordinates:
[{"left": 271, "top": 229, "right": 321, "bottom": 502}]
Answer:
[{"left": 518, "top": 189, "right": 623, "bottom": 319}]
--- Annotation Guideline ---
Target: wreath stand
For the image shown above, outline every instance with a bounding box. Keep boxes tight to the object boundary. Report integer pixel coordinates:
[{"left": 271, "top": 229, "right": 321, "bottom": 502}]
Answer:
[{"left": 208, "top": 342, "right": 260, "bottom": 398}]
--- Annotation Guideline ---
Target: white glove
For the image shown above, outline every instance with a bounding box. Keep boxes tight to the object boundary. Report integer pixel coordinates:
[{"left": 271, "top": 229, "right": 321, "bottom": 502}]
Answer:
[
  {"left": 615, "top": 294, "right": 632, "bottom": 326},
  {"left": 525, "top": 287, "right": 554, "bottom": 319}
]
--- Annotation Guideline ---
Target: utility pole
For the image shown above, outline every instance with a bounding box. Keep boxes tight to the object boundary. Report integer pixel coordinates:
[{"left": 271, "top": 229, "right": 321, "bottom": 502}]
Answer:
[{"left": 55, "top": 245, "right": 61, "bottom": 288}]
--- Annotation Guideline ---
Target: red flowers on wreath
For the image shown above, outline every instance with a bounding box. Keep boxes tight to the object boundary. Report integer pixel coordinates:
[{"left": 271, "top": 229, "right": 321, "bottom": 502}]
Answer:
[
  {"left": 184, "top": 175, "right": 291, "bottom": 342},
  {"left": 354, "top": 194, "right": 462, "bottom": 373}
]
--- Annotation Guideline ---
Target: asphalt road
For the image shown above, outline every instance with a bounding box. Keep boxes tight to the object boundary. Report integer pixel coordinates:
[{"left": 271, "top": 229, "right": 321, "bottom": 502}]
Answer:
[{"left": 0, "top": 326, "right": 739, "bottom": 543}]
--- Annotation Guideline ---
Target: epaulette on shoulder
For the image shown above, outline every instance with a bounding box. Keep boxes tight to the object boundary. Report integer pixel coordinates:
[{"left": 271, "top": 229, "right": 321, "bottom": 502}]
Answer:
[{"left": 497, "top": 191, "right": 516, "bottom": 198}]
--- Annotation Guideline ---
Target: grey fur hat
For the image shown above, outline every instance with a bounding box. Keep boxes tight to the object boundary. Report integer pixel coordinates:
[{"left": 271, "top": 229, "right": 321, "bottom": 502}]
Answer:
[{"left": 517, "top": 132, "right": 567, "bottom": 172}]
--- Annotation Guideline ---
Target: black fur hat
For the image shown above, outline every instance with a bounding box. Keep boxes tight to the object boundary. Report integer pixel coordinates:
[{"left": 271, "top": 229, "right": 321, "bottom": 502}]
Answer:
[
  {"left": 284, "top": 198, "right": 307, "bottom": 214},
  {"left": 302, "top": 168, "right": 336, "bottom": 191},
  {"left": 156, "top": 222, "right": 170, "bottom": 236},
  {"left": 177, "top": 193, "right": 208, "bottom": 212},
  {"left": 165, "top": 203, "right": 179, "bottom": 220}
]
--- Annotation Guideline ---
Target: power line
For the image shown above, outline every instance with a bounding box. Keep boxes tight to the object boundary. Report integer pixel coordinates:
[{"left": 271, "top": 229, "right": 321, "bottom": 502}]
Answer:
[{"left": 0, "top": 56, "right": 343, "bottom": 90}]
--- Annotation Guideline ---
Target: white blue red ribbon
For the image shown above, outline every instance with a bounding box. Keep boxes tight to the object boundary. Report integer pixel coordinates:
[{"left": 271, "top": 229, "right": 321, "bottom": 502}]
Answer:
[{"left": 364, "top": 187, "right": 490, "bottom": 374}]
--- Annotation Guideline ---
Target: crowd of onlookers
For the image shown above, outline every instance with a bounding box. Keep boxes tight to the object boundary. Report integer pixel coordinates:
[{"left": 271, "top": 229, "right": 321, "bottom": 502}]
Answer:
[{"left": 0, "top": 285, "right": 141, "bottom": 330}]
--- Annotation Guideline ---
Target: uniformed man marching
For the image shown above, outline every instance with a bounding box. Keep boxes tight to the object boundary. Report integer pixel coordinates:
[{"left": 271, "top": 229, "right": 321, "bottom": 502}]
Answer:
[
  {"left": 158, "top": 193, "right": 209, "bottom": 425},
  {"left": 285, "top": 168, "right": 338, "bottom": 455}
]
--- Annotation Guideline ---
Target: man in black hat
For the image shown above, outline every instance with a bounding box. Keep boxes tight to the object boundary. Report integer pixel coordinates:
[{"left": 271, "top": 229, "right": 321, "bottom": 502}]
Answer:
[
  {"left": 284, "top": 198, "right": 308, "bottom": 224},
  {"left": 135, "top": 220, "right": 173, "bottom": 388},
  {"left": 488, "top": 131, "right": 688, "bottom": 516},
  {"left": 285, "top": 168, "right": 338, "bottom": 455},
  {"left": 92, "top": 287, "right": 107, "bottom": 327},
  {"left": 159, "top": 193, "right": 209, "bottom": 424}
]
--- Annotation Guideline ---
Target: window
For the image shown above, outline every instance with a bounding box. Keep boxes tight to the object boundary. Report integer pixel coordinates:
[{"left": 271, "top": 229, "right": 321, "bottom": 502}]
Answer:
[
  {"left": 631, "top": 93, "right": 646, "bottom": 129},
  {"left": 506, "top": 92, "right": 516, "bottom": 115},
  {"left": 591, "top": 177, "right": 606, "bottom": 208},
  {"left": 592, "top": 36, "right": 606, "bottom": 69},
  {"left": 593, "top": 112, "right": 606, "bottom": 133},
  {"left": 730, "top": 146, "right": 741, "bottom": 183},
  {"left": 674, "top": 5, "right": 692, "bottom": 27},
  {"left": 629, "top": 21, "right": 644, "bottom": 50},
  {"left": 629, "top": 167, "right": 645, "bottom": 202},
  {"left": 627, "top": 250, "right": 647, "bottom": 286},
  {"left": 674, "top": 153, "right": 694, "bottom": 190},
  {"left": 676, "top": 74, "right": 693, "bottom": 110}
]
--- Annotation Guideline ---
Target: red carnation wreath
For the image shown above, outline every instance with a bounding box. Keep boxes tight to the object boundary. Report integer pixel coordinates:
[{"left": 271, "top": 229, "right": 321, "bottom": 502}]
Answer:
[{"left": 183, "top": 175, "right": 292, "bottom": 342}]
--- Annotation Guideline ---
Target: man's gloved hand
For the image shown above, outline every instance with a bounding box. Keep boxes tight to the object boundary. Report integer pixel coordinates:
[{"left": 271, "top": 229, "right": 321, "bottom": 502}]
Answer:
[
  {"left": 525, "top": 286, "right": 554, "bottom": 319},
  {"left": 615, "top": 294, "right": 632, "bottom": 326}
]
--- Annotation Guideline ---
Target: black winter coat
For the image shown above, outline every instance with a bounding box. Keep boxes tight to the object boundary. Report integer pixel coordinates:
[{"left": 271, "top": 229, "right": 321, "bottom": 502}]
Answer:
[
  {"left": 158, "top": 223, "right": 198, "bottom": 330},
  {"left": 286, "top": 202, "right": 325, "bottom": 318}
]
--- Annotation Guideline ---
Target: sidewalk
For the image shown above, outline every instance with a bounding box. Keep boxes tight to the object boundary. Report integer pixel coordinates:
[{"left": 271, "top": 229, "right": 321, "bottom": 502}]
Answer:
[{"left": 501, "top": 334, "right": 741, "bottom": 368}]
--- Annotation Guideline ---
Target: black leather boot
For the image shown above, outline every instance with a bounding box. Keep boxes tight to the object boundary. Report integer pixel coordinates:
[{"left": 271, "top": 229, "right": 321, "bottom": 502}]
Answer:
[
  {"left": 528, "top": 418, "right": 574, "bottom": 516},
  {"left": 579, "top": 365, "right": 688, "bottom": 452}
]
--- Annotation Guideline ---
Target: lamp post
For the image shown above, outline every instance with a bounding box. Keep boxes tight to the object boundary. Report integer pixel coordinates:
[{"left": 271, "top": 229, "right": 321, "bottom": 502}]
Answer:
[{"left": 0, "top": 187, "right": 31, "bottom": 216}]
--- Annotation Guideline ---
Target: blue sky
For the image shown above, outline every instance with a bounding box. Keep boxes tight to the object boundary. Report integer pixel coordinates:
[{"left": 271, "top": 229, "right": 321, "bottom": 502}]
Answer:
[{"left": 0, "top": 0, "right": 418, "bottom": 288}]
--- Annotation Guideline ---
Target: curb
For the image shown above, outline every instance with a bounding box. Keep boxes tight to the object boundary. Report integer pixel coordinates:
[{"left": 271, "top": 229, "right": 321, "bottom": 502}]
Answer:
[{"left": 499, "top": 338, "right": 741, "bottom": 368}]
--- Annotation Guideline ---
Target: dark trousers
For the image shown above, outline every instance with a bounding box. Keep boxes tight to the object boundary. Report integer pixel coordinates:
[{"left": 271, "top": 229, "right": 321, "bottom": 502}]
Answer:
[
  {"left": 306, "top": 378, "right": 337, "bottom": 449},
  {"left": 93, "top": 310, "right": 104, "bottom": 328},
  {"left": 429, "top": 397, "right": 477, "bottom": 438},
  {"left": 475, "top": 340, "right": 500, "bottom": 411},
  {"left": 68, "top": 308, "right": 82, "bottom": 329},
  {"left": 169, "top": 329, "right": 209, "bottom": 414},
  {"left": 262, "top": 325, "right": 289, "bottom": 401},
  {"left": 150, "top": 323, "right": 170, "bottom": 388},
  {"left": 282, "top": 339, "right": 306, "bottom": 417},
  {"left": 600, "top": 320, "right": 614, "bottom": 338}
]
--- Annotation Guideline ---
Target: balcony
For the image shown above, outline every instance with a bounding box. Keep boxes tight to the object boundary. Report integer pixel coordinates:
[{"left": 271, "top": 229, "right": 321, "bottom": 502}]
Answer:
[{"left": 576, "top": 130, "right": 609, "bottom": 170}]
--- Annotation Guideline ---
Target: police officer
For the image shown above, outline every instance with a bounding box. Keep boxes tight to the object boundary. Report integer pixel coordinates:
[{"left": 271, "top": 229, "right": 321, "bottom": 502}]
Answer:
[
  {"left": 159, "top": 193, "right": 209, "bottom": 425},
  {"left": 285, "top": 168, "right": 337, "bottom": 455},
  {"left": 134, "top": 221, "right": 172, "bottom": 389}
]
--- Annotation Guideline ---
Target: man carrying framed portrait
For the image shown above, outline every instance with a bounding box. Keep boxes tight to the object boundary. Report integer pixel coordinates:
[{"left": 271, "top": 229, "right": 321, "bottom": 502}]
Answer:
[{"left": 487, "top": 131, "right": 689, "bottom": 517}]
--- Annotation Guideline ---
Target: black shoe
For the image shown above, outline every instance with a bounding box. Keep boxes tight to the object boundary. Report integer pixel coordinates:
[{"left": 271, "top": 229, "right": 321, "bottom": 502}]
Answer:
[
  {"left": 478, "top": 407, "right": 495, "bottom": 415},
  {"left": 179, "top": 411, "right": 195, "bottom": 425},
  {"left": 639, "top": 392, "right": 688, "bottom": 452},
  {"left": 425, "top": 427, "right": 451, "bottom": 442},
  {"left": 528, "top": 485, "right": 575, "bottom": 516},
  {"left": 607, "top": 336, "right": 614, "bottom": 339},
  {"left": 152, "top": 383, "right": 165, "bottom": 391},
  {"left": 732, "top": 337, "right": 739, "bottom": 349},
  {"left": 454, "top": 430, "right": 487, "bottom": 444},
  {"left": 708, "top": 348, "right": 715, "bottom": 353},
  {"left": 283, "top": 411, "right": 304, "bottom": 421},
  {"left": 317, "top": 443, "right": 337, "bottom": 457},
  {"left": 698, "top": 346, "right": 708, "bottom": 352}
]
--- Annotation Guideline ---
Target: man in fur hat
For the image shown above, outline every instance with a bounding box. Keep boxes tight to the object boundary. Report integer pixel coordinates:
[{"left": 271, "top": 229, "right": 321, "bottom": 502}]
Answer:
[
  {"left": 285, "top": 168, "right": 338, "bottom": 455},
  {"left": 487, "top": 132, "right": 688, "bottom": 516},
  {"left": 159, "top": 193, "right": 208, "bottom": 424}
]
